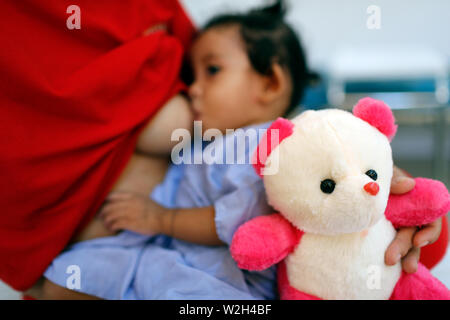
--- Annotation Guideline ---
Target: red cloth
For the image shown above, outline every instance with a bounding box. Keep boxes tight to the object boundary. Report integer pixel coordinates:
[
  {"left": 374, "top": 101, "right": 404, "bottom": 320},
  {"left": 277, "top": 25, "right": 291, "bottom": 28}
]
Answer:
[
  {"left": 0, "top": 0, "right": 194, "bottom": 291},
  {"left": 420, "top": 215, "right": 448, "bottom": 269}
]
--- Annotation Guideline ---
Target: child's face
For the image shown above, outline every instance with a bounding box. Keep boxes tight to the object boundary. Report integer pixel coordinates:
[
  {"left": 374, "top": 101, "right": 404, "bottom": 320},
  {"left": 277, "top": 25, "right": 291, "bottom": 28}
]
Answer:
[{"left": 189, "top": 26, "right": 267, "bottom": 133}]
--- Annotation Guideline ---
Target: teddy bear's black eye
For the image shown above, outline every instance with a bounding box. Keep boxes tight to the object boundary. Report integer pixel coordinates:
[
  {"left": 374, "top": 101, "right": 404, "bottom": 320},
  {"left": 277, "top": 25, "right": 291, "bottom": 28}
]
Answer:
[
  {"left": 365, "top": 169, "right": 378, "bottom": 181},
  {"left": 320, "top": 179, "right": 336, "bottom": 194}
]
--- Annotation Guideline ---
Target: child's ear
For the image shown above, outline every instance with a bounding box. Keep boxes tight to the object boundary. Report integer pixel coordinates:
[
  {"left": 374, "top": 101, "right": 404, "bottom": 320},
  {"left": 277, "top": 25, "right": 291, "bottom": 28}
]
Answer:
[{"left": 257, "top": 63, "right": 290, "bottom": 105}]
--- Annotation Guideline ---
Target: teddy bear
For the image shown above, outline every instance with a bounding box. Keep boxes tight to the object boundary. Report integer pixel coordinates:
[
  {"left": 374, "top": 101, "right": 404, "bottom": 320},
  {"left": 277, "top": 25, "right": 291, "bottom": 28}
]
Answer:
[{"left": 230, "top": 97, "right": 450, "bottom": 300}]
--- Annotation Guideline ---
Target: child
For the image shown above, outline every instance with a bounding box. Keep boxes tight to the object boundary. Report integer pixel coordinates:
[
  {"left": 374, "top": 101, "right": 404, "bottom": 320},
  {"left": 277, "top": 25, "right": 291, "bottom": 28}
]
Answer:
[
  {"left": 34, "top": 1, "right": 445, "bottom": 299},
  {"left": 37, "top": 2, "right": 307, "bottom": 299},
  {"left": 39, "top": 1, "right": 310, "bottom": 300}
]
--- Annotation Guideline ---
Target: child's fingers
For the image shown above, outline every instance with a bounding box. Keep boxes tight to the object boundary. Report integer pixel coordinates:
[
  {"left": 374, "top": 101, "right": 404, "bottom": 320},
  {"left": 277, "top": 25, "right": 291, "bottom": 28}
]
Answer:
[
  {"left": 100, "top": 204, "right": 127, "bottom": 224},
  {"left": 101, "top": 207, "right": 129, "bottom": 226},
  {"left": 401, "top": 247, "right": 420, "bottom": 274},
  {"left": 385, "top": 227, "right": 417, "bottom": 265},
  {"left": 99, "top": 204, "right": 113, "bottom": 219},
  {"left": 102, "top": 212, "right": 120, "bottom": 227},
  {"left": 99, "top": 202, "right": 127, "bottom": 218},
  {"left": 413, "top": 218, "right": 442, "bottom": 248},
  {"left": 99, "top": 201, "right": 122, "bottom": 220},
  {"left": 109, "top": 219, "right": 131, "bottom": 232},
  {"left": 103, "top": 214, "right": 128, "bottom": 232}
]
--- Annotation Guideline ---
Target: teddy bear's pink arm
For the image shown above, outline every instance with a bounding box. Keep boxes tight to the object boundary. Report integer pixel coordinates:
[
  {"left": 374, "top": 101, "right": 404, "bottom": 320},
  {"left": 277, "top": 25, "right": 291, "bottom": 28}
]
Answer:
[
  {"left": 385, "top": 178, "right": 450, "bottom": 228},
  {"left": 230, "top": 213, "right": 303, "bottom": 271}
]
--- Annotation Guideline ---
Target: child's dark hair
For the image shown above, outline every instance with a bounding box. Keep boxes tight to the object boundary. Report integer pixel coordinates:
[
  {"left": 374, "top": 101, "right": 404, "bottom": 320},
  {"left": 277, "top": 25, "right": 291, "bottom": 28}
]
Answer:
[{"left": 202, "top": 0, "right": 310, "bottom": 116}]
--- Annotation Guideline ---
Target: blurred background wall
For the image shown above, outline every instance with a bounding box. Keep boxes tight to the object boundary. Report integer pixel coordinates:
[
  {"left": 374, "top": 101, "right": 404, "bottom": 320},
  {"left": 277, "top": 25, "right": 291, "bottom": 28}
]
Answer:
[{"left": 182, "top": 0, "right": 450, "bottom": 71}]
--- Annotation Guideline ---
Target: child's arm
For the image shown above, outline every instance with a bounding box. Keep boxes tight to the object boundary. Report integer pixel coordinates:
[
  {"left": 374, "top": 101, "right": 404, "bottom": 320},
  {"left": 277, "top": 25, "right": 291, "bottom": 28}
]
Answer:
[
  {"left": 100, "top": 191, "right": 224, "bottom": 246},
  {"left": 136, "top": 94, "right": 193, "bottom": 156},
  {"left": 165, "top": 206, "right": 223, "bottom": 246}
]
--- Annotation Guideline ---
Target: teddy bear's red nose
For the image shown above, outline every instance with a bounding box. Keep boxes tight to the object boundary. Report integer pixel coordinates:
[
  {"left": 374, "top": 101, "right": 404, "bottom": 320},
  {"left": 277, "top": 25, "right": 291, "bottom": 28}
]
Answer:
[{"left": 364, "top": 182, "right": 379, "bottom": 196}]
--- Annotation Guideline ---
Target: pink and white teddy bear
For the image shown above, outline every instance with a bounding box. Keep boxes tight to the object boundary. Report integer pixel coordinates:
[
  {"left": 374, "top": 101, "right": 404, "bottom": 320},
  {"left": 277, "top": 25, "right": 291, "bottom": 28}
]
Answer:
[{"left": 231, "top": 97, "right": 450, "bottom": 300}]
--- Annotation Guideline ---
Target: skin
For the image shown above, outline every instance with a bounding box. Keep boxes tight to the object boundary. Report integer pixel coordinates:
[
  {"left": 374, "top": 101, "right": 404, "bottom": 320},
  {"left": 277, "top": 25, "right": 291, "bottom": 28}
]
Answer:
[
  {"left": 136, "top": 94, "right": 194, "bottom": 156},
  {"left": 187, "top": 26, "right": 291, "bottom": 133},
  {"left": 385, "top": 166, "right": 443, "bottom": 274}
]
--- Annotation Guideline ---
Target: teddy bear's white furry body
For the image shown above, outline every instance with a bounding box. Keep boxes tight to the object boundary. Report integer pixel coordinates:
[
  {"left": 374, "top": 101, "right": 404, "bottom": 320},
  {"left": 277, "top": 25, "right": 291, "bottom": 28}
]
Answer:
[
  {"left": 263, "top": 109, "right": 402, "bottom": 299},
  {"left": 286, "top": 217, "right": 402, "bottom": 299}
]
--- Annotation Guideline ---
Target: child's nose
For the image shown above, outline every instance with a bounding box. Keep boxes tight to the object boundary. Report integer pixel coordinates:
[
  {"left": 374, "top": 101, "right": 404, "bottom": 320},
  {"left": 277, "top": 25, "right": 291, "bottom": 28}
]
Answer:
[
  {"left": 364, "top": 182, "right": 379, "bottom": 196},
  {"left": 188, "top": 81, "right": 201, "bottom": 98}
]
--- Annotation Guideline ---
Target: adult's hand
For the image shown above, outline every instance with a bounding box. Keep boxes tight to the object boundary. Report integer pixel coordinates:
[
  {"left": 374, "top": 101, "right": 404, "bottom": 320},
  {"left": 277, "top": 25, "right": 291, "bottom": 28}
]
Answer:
[{"left": 385, "top": 166, "right": 443, "bottom": 273}]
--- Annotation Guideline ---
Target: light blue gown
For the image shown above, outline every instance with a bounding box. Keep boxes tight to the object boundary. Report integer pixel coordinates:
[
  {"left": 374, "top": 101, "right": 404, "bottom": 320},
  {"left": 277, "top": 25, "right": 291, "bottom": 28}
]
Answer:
[{"left": 44, "top": 122, "right": 277, "bottom": 300}]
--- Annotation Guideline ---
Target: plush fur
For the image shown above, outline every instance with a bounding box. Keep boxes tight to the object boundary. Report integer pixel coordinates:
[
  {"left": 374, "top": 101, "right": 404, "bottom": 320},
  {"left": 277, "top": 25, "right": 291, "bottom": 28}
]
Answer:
[
  {"left": 231, "top": 214, "right": 303, "bottom": 271},
  {"left": 253, "top": 117, "right": 294, "bottom": 177},
  {"left": 353, "top": 97, "right": 398, "bottom": 142},
  {"left": 390, "top": 263, "right": 450, "bottom": 300},
  {"left": 278, "top": 260, "right": 450, "bottom": 300},
  {"left": 386, "top": 178, "right": 450, "bottom": 228},
  {"left": 263, "top": 108, "right": 393, "bottom": 235},
  {"left": 231, "top": 98, "right": 450, "bottom": 300}
]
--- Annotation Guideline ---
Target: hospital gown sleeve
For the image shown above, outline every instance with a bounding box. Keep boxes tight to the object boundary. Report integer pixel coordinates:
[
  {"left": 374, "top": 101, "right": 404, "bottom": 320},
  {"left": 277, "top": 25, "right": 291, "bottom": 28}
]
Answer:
[{"left": 214, "top": 167, "right": 273, "bottom": 246}]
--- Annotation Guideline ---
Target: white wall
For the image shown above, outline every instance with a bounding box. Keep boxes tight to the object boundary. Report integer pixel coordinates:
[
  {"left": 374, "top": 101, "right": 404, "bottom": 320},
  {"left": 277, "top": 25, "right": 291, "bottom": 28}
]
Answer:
[{"left": 181, "top": 0, "right": 450, "bottom": 72}]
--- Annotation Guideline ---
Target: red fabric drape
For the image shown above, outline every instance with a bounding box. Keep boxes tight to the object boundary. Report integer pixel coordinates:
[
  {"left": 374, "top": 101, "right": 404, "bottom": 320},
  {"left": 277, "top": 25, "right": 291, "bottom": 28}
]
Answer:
[
  {"left": 420, "top": 215, "right": 448, "bottom": 269},
  {"left": 0, "top": 0, "right": 195, "bottom": 291}
]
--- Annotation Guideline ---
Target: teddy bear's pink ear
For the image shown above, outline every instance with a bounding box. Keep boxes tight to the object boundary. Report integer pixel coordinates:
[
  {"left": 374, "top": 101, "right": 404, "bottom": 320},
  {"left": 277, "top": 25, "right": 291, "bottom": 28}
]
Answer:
[
  {"left": 252, "top": 117, "right": 295, "bottom": 177},
  {"left": 352, "top": 97, "right": 398, "bottom": 142}
]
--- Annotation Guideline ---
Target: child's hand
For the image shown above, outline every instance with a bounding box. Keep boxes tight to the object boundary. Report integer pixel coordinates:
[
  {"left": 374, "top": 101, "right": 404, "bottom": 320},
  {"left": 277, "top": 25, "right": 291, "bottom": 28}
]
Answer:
[
  {"left": 385, "top": 166, "right": 443, "bottom": 273},
  {"left": 100, "top": 191, "right": 167, "bottom": 235}
]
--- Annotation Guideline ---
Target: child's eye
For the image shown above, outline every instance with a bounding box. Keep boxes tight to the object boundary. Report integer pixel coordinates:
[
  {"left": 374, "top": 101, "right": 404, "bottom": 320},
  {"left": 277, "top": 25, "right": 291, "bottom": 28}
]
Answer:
[{"left": 206, "top": 65, "right": 220, "bottom": 76}]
